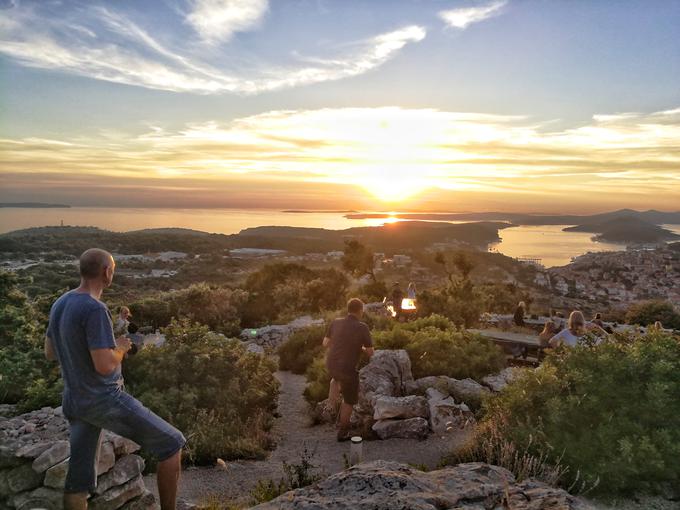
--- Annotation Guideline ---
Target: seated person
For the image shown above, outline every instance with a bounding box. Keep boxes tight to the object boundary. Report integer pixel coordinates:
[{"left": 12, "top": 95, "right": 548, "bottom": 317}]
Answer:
[{"left": 549, "top": 310, "right": 607, "bottom": 348}]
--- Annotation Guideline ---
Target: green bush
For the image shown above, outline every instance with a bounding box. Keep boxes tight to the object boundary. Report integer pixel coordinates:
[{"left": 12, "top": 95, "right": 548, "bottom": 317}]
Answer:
[
  {"left": 625, "top": 300, "right": 680, "bottom": 329},
  {"left": 278, "top": 325, "right": 327, "bottom": 374},
  {"left": 0, "top": 271, "right": 62, "bottom": 410},
  {"left": 417, "top": 283, "right": 487, "bottom": 328},
  {"left": 124, "top": 320, "right": 279, "bottom": 464},
  {"left": 303, "top": 356, "right": 331, "bottom": 405},
  {"left": 242, "top": 263, "right": 349, "bottom": 326},
  {"left": 130, "top": 283, "right": 248, "bottom": 335},
  {"left": 373, "top": 326, "right": 505, "bottom": 380},
  {"left": 468, "top": 333, "right": 680, "bottom": 496}
]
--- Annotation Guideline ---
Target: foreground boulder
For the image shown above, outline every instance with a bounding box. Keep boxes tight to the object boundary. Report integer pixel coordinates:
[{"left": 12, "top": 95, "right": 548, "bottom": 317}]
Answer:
[
  {"left": 252, "top": 460, "right": 593, "bottom": 510},
  {"left": 426, "top": 388, "right": 475, "bottom": 435},
  {"left": 371, "top": 417, "right": 429, "bottom": 439}
]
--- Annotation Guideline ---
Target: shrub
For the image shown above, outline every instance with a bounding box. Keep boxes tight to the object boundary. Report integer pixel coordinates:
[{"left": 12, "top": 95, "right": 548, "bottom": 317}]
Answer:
[
  {"left": 303, "top": 356, "right": 331, "bottom": 405},
  {"left": 278, "top": 325, "right": 327, "bottom": 374},
  {"left": 242, "top": 264, "right": 349, "bottom": 326},
  {"left": 373, "top": 326, "right": 505, "bottom": 380},
  {"left": 130, "top": 283, "right": 248, "bottom": 336},
  {"left": 417, "top": 284, "right": 487, "bottom": 328},
  {"left": 0, "top": 271, "right": 62, "bottom": 410},
  {"left": 625, "top": 300, "right": 680, "bottom": 329},
  {"left": 124, "top": 320, "right": 279, "bottom": 464},
  {"left": 466, "top": 333, "right": 680, "bottom": 496}
]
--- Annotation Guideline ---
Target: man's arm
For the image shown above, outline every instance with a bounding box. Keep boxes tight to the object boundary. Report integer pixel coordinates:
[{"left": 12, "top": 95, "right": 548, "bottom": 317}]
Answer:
[
  {"left": 322, "top": 336, "right": 332, "bottom": 348},
  {"left": 44, "top": 335, "right": 57, "bottom": 361},
  {"left": 90, "top": 336, "right": 131, "bottom": 376}
]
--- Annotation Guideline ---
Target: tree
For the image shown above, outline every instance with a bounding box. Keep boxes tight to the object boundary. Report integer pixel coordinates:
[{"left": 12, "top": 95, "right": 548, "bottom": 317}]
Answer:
[
  {"left": 625, "top": 300, "right": 680, "bottom": 329},
  {"left": 342, "top": 240, "right": 377, "bottom": 283}
]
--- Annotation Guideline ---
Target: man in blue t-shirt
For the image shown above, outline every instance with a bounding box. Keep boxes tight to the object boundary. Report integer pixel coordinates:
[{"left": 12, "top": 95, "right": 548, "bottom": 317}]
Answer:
[{"left": 45, "top": 248, "right": 185, "bottom": 510}]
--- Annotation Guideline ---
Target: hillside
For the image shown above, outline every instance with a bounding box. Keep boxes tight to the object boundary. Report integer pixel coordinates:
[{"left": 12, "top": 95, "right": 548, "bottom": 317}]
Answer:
[{"left": 563, "top": 216, "right": 680, "bottom": 243}]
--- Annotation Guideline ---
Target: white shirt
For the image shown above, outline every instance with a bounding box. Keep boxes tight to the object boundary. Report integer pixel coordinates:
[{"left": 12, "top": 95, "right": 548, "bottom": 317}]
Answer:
[{"left": 549, "top": 328, "right": 581, "bottom": 347}]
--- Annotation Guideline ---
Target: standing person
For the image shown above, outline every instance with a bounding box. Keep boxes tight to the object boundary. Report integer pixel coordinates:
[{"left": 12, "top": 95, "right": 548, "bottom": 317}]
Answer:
[
  {"left": 113, "top": 306, "right": 132, "bottom": 337},
  {"left": 324, "top": 298, "right": 374, "bottom": 441},
  {"left": 513, "top": 301, "right": 526, "bottom": 327},
  {"left": 407, "top": 282, "right": 417, "bottom": 300},
  {"left": 391, "top": 282, "right": 404, "bottom": 319},
  {"left": 44, "top": 249, "right": 185, "bottom": 510}
]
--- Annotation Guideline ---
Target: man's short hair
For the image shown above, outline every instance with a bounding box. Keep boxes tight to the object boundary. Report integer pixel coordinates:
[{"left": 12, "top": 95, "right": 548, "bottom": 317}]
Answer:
[
  {"left": 80, "top": 248, "right": 113, "bottom": 279},
  {"left": 347, "top": 298, "right": 364, "bottom": 314}
]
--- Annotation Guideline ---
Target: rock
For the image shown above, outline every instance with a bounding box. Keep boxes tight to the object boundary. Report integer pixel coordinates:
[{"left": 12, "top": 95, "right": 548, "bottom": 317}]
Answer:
[
  {"left": 98, "top": 441, "right": 116, "bottom": 475},
  {"left": 32, "top": 441, "right": 69, "bottom": 473},
  {"left": 447, "top": 378, "right": 489, "bottom": 409},
  {"left": 354, "top": 350, "right": 415, "bottom": 429},
  {"left": 371, "top": 417, "right": 429, "bottom": 439},
  {"left": 120, "top": 491, "right": 158, "bottom": 510},
  {"left": 15, "top": 442, "right": 52, "bottom": 460},
  {"left": 426, "top": 388, "right": 475, "bottom": 434},
  {"left": 6, "top": 463, "right": 44, "bottom": 493},
  {"left": 244, "top": 342, "right": 265, "bottom": 355},
  {"left": 90, "top": 475, "right": 145, "bottom": 510},
  {"left": 95, "top": 456, "right": 145, "bottom": 496},
  {"left": 240, "top": 316, "right": 324, "bottom": 349},
  {"left": 482, "top": 367, "right": 521, "bottom": 392},
  {"left": 44, "top": 457, "right": 69, "bottom": 489},
  {"left": 251, "top": 461, "right": 593, "bottom": 510},
  {"left": 104, "top": 433, "right": 140, "bottom": 458},
  {"left": 0, "top": 446, "right": 22, "bottom": 469},
  {"left": 372, "top": 395, "right": 428, "bottom": 421},
  {"left": 11, "top": 486, "right": 64, "bottom": 510},
  {"left": 311, "top": 399, "right": 338, "bottom": 425}
]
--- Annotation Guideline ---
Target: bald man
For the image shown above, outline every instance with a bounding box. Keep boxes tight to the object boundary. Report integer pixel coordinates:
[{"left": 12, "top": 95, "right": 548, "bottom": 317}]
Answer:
[{"left": 45, "top": 249, "right": 185, "bottom": 510}]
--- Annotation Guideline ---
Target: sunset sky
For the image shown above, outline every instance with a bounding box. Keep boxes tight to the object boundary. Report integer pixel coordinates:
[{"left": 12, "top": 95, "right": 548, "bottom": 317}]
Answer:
[{"left": 1, "top": 0, "right": 679, "bottom": 213}]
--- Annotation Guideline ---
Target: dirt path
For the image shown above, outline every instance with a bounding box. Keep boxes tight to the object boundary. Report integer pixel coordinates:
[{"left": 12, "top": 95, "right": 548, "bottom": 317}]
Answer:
[{"left": 144, "top": 371, "right": 471, "bottom": 506}]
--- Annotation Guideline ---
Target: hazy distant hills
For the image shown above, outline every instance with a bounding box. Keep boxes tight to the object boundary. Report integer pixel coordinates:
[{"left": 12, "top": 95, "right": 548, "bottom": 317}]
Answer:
[
  {"left": 346, "top": 208, "right": 680, "bottom": 226},
  {"left": 0, "top": 202, "right": 70, "bottom": 208},
  {"left": 563, "top": 216, "right": 680, "bottom": 243},
  {"left": 0, "top": 221, "right": 504, "bottom": 257}
]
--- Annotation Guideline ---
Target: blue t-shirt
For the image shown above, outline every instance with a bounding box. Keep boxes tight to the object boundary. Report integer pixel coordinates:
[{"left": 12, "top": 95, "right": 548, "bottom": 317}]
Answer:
[{"left": 47, "top": 291, "right": 123, "bottom": 407}]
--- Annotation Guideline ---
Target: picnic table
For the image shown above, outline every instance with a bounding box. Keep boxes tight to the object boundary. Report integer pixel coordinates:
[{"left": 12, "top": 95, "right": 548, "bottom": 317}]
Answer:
[{"left": 469, "top": 328, "right": 542, "bottom": 366}]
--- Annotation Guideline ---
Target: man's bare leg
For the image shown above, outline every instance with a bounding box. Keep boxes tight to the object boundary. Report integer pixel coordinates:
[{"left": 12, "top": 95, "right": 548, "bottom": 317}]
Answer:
[
  {"left": 338, "top": 402, "right": 353, "bottom": 434},
  {"left": 157, "top": 450, "right": 181, "bottom": 510},
  {"left": 328, "top": 378, "right": 341, "bottom": 407},
  {"left": 64, "top": 493, "right": 88, "bottom": 510}
]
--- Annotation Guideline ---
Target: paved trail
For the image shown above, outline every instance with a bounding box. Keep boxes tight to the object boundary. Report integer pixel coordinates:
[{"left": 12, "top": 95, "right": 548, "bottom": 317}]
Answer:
[{"left": 144, "top": 371, "right": 471, "bottom": 506}]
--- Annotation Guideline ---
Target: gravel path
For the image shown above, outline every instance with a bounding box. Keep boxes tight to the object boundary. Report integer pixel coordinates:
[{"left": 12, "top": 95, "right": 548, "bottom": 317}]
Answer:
[{"left": 144, "top": 371, "right": 471, "bottom": 506}]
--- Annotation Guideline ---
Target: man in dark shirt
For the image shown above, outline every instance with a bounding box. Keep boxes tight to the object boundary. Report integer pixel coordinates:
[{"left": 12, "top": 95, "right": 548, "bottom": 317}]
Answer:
[
  {"left": 392, "top": 282, "right": 404, "bottom": 319},
  {"left": 45, "top": 249, "right": 185, "bottom": 510},
  {"left": 324, "top": 298, "right": 374, "bottom": 441}
]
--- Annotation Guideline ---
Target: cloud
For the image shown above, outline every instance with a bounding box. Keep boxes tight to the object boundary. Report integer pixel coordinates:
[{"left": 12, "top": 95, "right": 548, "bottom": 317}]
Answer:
[
  {"left": 0, "top": 3, "right": 425, "bottom": 94},
  {"left": 1, "top": 107, "right": 679, "bottom": 209},
  {"left": 186, "top": 0, "right": 268, "bottom": 45},
  {"left": 439, "top": 0, "right": 507, "bottom": 29}
]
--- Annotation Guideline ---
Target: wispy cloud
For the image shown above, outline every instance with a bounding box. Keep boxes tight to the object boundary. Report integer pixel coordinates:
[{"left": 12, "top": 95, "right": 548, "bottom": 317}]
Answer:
[
  {"left": 186, "top": 0, "right": 268, "bottom": 45},
  {"left": 1, "top": 107, "right": 679, "bottom": 209},
  {"left": 0, "top": 3, "right": 425, "bottom": 94},
  {"left": 439, "top": 0, "right": 507, "bottom": 29}
]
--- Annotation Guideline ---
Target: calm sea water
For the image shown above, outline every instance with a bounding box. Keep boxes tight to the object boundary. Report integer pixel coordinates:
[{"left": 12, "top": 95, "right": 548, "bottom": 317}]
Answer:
[{"left": 1, "top": 207, "right": 678, "bottom": 268}]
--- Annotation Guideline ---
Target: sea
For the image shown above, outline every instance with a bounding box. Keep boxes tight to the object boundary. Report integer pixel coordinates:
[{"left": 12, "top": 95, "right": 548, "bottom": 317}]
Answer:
[{"left": 1, "top": 207, "right": 679, "bottom": 268}]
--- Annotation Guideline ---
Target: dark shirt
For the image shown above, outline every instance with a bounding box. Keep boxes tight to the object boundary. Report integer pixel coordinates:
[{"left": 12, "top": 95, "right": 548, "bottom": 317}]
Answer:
[
  {"left": 392, "top": 289, "right": 404, "bottom": 310},
  {"left": 47, "top": 291, "right": 122, "bottom": 409},
  {"left": 325, "top": 315, "right": 373, "bottom": 375},
  {"left": 513, "top": 307, "right": 525, "bottom": 327}
]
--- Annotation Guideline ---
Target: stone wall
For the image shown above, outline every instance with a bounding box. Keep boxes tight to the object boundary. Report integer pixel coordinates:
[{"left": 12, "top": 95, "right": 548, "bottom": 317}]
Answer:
[
  {"left": 0, "top": 406, "right": 157, "bottom": 510},
  {"left": 240, "top": 315, "right": 325, "bottom": 351}
]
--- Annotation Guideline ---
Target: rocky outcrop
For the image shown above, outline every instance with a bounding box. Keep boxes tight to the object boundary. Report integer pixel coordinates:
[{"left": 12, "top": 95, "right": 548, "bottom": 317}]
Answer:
[
  {"left": 239, "top": 315, "right": 324, "bottom": 350},
  {"left": 252, "top": 460, "right": 593, "bottom": 510},
  {"left": 413, "top": 375, "right": 490, "bottom": 409},
  {"left": 372, "top": 395, "right": 428, "bottom": 421},
  {"left": 426, "top": 388, "right": 475, "bottom": 435},
  {"left": 481, "top": 366, "right": 522, "bottom": 392},
  {"left": 371, "top": 417, "right": 429, "bottom": 439},
  {"left": 0, "top": 406, "right": 158, "bottom": 510}
]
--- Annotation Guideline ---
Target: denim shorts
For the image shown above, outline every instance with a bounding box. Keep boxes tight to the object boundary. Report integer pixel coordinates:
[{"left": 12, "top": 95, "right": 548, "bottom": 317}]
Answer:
[{"left": 63, "top": 391, "right": 186, "bottom": 494}]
